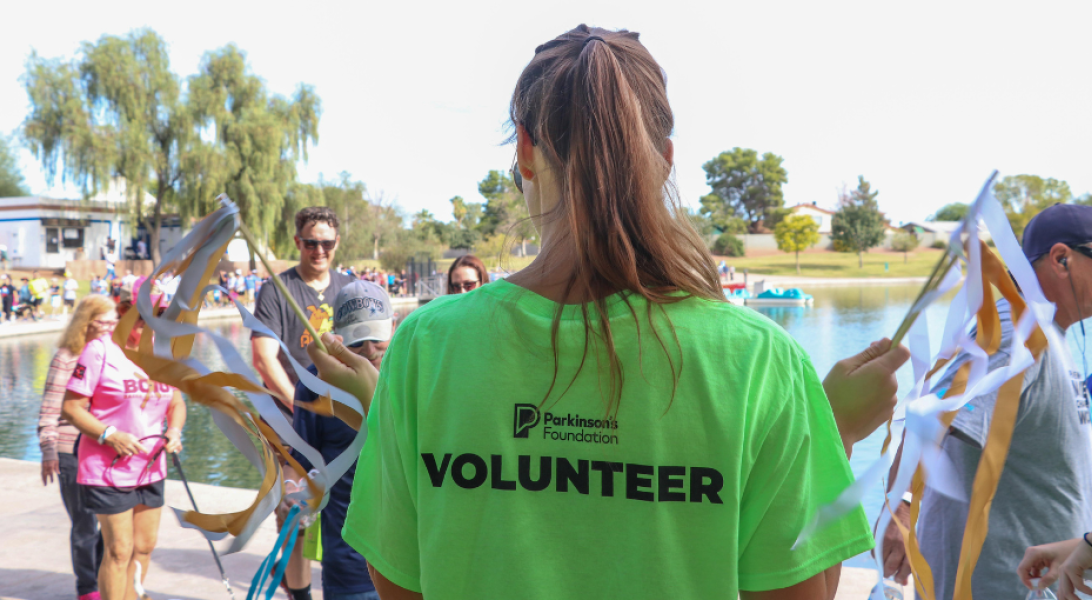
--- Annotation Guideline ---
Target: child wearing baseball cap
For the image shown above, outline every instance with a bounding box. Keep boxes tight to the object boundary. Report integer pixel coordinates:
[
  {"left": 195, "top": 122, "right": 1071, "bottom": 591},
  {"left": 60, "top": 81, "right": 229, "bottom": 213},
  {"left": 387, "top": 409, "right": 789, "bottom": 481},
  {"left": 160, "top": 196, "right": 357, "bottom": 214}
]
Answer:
[{"left": 282, "top": 280, "right": 395, "bottom": 600}]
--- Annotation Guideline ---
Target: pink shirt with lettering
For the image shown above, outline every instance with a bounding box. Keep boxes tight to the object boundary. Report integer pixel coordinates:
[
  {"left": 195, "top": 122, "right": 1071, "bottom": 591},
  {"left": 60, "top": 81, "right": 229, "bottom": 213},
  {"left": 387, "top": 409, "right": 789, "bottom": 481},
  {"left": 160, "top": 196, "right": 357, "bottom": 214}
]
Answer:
[{"left": 67, "top": 337, "right": 176, "bottom": 487}]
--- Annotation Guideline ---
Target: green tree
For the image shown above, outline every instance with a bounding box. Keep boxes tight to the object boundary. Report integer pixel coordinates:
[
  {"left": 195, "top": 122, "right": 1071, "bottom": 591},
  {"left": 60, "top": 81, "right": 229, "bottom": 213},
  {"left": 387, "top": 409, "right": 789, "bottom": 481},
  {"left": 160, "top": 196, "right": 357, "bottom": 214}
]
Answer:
[
  {"left": 451, "top": 196, "right": 469, "bottom": 227},
  {"left": 0, "top": 135, "right": 29, "bottom": 197},
  {"left": 929, "top": 202, "right": 970, "bottom": 222},
  {"left": 477, "top": 169, "right": 537, "bottom": 256},
  {"left": 891, "top": 231, "right": 920, "bottom": 263},
  {"left": 447, "top": 195, "right": 483, "bottom": 249},
  {"left": 183, "top": 44, "right": 320, "bottom": 263},
  {"left": 700, "top": 148, "right": 787, "bottom": 233},
  {"left": 22, "top": 29, "right": 193, "bottom": 263},
  {"left": 362, "top": 191, "right": 404, "bottom": 261},
  {"left": 831, "top": 176, "right": 886, "bottom": 268},
  {"left": 774, "top": 214, "right": 821, "bottom": 274},
  {"left": 475, "top": 234, "right": 509, "bottom": 269},
  {"left": 712, "top": 233, "right": 745, "bottom": 257},
  {"left": 993, "top": 175, "right": 1073, "bottom": 240}
]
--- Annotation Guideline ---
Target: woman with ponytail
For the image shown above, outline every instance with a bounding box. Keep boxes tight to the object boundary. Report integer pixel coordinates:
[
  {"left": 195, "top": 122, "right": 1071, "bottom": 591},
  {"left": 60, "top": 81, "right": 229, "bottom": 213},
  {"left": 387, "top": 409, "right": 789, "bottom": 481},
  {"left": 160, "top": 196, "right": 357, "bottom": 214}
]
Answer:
[{"left": 311, "top": 25, "right": 909, "bottom": 600}]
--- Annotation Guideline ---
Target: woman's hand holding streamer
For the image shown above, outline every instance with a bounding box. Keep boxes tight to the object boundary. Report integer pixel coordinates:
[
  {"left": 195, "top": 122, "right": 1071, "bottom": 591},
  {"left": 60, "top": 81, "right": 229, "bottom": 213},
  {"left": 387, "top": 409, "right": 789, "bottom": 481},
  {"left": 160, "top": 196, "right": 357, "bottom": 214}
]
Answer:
[
  {"left": 823, "top": 338, "right": 911, "bottom": 452},
  {"left": 306, "top": 332, "right": 381, "bottom": 412}
]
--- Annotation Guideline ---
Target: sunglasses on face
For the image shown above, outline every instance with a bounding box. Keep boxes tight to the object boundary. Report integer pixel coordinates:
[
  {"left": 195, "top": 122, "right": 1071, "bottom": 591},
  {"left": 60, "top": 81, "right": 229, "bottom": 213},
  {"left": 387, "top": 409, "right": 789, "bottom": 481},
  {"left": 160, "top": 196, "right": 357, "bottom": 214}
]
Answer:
[
  {"left": 92, "top": 318, "right": 119, "bottom": 328},
  {"left": 1068, "top": 244, "right": 1092, "bottom": 262},
  {"left": 511, "top": 157, "right": 524, "bottom": 194},
  {"left": 452, "top": 280, "right": 481, "bottom": 293},
  {"left": 300, "top": 238, "right": 337, "bottom": 251}
]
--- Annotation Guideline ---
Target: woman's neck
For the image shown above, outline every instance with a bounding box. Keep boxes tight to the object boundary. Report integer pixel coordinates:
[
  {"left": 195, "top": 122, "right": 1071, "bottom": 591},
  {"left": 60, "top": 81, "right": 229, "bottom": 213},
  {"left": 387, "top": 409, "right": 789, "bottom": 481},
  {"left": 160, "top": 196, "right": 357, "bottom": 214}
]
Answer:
[{"left": 506, "top": 237, "right": 616, "bottom": 305}]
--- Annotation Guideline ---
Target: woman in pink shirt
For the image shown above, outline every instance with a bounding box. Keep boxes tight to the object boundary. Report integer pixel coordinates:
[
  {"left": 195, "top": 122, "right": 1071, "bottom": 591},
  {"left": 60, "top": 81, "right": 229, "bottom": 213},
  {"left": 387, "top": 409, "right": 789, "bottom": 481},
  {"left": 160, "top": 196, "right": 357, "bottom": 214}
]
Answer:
[
  {"left": 62, "top": 293, "right": 186, "bottom": 600},
  {"left": 39, "top": 294, "right": 116, "bottom": 600}
]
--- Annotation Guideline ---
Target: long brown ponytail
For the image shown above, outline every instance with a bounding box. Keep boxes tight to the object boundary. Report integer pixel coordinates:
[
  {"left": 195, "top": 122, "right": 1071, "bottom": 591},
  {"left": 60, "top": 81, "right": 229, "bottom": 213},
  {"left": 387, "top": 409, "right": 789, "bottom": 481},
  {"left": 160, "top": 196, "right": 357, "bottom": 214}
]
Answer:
[{"left": 509, "top": 25, "right": 722, "bottom": 415}]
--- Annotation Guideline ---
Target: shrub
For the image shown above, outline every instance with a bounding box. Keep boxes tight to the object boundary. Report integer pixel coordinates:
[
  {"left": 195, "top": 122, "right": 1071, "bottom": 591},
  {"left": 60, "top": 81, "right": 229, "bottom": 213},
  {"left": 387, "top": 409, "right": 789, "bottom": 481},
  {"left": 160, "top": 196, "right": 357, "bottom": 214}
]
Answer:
[
  {"left": 712, "top": 233, "right": 745, "bottom": 257},
  {"left": 931, "top": 240, "right": 947, "bottom": 250}
]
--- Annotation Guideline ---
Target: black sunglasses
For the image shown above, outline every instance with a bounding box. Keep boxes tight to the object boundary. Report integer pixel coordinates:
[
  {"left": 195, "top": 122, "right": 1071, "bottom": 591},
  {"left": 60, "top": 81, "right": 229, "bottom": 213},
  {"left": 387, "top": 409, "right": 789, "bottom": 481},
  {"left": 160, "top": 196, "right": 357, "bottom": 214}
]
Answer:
[
  {"left": 451, "top": 280, "right": 481, "bottom": 293},
  {"left": 1069, "top": 245, "right": 1092, "bottom": 261},
  {"left": 511, "top": 157, "right": 523, "bottom": 194},
  {"left": 300, "top": 238, "right": 336, "bottom": 251},
  {"left": 347, "top": 340, "right": 367, "bottom": 349}
]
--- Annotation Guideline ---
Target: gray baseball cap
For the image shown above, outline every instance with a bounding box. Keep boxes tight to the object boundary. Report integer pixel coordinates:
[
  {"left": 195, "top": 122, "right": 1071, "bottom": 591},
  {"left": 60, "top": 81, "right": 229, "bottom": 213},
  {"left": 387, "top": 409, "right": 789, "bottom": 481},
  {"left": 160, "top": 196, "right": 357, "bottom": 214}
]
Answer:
[{"left": 333, "top": 280, "right": 393, "bottom": 345}]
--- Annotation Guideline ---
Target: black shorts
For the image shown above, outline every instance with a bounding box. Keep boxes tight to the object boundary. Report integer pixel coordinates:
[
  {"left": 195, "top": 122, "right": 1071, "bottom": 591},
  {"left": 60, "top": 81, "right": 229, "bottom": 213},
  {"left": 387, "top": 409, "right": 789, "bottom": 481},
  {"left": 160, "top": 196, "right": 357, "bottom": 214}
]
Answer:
[
  {"left": 64, "top": 298, "right": 75, "bottom": 307},
  {"left": 81, "top": 479, "right": 165, "bottom": 515}
]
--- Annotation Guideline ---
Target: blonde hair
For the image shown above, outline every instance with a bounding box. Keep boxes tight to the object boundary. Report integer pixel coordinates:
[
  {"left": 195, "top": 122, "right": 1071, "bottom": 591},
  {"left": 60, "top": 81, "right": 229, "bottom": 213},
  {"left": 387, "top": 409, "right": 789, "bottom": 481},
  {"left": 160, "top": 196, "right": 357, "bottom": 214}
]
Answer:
[{"left": 58, "top": 295, "right": 115, "bottom": 355}]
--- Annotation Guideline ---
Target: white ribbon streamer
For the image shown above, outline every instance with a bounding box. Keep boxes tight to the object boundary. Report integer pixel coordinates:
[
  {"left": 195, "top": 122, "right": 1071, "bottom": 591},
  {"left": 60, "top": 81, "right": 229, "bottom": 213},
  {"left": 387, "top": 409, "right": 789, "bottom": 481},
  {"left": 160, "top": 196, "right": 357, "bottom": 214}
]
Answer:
[
  {"left": 791, "top": 172, "right": 1061, "bottom": 599},
  {"left": 135, "top": 196, "right": 366, "bottom": 553}
]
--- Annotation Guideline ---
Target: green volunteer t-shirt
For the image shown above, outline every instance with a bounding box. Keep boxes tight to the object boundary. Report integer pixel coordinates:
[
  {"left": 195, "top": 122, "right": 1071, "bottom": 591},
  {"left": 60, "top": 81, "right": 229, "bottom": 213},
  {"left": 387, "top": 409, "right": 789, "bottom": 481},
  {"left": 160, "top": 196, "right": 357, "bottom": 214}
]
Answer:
[{"left": 343, "top": 279, "right": 871, "bottom": 599}]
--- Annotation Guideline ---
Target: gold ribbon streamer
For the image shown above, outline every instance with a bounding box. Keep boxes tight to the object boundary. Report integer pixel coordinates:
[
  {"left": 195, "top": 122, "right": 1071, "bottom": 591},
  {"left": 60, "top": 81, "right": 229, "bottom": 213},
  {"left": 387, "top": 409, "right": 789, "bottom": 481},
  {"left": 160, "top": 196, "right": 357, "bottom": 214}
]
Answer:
[
  {"left": 108, "top": 231, "right": 330, "bottom": 537},
  {"left": 891, "top": 242, "right": 1047, "bottom": 600}
]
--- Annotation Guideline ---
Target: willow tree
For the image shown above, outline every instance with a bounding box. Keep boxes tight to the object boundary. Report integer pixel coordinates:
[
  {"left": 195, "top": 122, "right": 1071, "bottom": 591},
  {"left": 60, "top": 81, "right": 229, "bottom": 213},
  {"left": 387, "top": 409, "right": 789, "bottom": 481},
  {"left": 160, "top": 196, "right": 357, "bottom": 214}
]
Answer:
[
  {"left": 22, "top": 29, "right": 191, "bottom": 263},
  {"left": 183, "top": 45, "right": 320, "bottom": 262}
]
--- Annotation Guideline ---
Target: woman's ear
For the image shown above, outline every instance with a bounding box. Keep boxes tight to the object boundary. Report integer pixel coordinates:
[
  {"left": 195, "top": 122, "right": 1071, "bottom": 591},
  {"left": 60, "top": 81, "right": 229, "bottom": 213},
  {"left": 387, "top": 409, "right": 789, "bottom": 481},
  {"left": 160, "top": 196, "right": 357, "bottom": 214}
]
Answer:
[
  {"left": 663, "top": 138, "right": 674, "bottom": 169},
  {"left": 516, "top": 124, "right": 535, "bottom": 180}
]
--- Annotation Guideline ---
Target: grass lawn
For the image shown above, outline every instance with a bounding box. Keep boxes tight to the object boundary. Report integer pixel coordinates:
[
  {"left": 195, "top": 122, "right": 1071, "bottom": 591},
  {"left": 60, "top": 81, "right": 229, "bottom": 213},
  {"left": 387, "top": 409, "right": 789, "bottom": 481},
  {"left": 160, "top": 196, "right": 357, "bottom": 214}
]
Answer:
[
  {"left": 435, "top": 250, "right": 944, "bottom": 279},
  {"left": 716, "top": 249, "right": 946, "bottom": 278}
]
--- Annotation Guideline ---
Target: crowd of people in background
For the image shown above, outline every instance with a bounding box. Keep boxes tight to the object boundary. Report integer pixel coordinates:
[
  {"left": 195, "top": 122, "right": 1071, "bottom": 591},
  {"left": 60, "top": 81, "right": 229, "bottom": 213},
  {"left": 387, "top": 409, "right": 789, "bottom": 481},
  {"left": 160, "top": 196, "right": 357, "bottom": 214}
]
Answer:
[{"left": 1, "top": 257, "right": 498, "bottom": 326}]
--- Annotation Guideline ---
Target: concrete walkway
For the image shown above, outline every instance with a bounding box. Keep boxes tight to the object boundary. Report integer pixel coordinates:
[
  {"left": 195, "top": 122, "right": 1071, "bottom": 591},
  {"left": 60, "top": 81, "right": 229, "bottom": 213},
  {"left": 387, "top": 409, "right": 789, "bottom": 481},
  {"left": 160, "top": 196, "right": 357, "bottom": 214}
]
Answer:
[
  {"left": 0, "top": 458, "right": 316, "bottom": 600},
  {"left": 0, "top": 457, "right": 910, "bottom": 599}
]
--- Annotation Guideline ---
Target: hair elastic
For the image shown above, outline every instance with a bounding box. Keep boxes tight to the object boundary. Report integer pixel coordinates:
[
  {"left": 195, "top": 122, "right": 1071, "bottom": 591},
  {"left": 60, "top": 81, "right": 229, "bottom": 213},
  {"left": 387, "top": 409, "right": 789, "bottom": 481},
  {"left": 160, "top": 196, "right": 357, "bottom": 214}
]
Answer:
[{"left": 583, "top": 35, "right": 605, "bottom": 47}]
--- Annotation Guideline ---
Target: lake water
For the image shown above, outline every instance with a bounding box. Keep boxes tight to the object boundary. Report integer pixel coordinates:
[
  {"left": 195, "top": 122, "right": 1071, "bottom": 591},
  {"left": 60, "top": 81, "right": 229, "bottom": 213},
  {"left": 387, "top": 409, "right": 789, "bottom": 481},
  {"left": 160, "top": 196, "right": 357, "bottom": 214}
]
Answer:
[{"left": 2, "top": 286, "right": 1088, "bottom": 571}]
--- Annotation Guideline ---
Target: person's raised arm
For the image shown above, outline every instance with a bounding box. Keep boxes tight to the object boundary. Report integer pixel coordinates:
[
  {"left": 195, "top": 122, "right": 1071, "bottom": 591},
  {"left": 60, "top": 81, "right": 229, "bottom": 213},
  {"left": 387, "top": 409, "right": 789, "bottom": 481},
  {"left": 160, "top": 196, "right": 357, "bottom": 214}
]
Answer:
[
  {"left": 823, "top": 338, "right": 910, "bottom": 457},
  {"left": 305, "top": 333, "right": 380, "bottom": 414}
]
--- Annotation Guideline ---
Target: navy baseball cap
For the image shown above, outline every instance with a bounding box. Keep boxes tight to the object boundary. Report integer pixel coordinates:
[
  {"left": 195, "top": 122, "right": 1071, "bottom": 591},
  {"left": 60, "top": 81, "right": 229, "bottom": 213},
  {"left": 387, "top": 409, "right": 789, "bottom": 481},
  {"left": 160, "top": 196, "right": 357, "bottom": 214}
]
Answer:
[{"left": 1022, "top": 203, "right": 1092, "bottom": 263}]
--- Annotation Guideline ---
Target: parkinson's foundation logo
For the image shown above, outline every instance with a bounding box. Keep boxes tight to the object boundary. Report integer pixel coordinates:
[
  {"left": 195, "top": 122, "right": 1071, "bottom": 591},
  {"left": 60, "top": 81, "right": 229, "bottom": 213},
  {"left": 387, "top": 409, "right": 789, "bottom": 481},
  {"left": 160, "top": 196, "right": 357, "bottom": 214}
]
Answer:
[{"left": 513, "top": 404, "right": 540, "bottom": 438}]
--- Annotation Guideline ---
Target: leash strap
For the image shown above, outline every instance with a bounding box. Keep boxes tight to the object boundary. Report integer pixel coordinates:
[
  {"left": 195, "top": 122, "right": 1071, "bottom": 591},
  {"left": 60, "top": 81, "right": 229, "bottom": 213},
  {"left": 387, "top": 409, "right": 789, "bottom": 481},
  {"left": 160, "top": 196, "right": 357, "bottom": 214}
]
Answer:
[
  {"left": 172, "top": 453, "right": 236, "bottom": 599},
  {"left": 246, "top": 504, "right": 300, "bottom": 600}
]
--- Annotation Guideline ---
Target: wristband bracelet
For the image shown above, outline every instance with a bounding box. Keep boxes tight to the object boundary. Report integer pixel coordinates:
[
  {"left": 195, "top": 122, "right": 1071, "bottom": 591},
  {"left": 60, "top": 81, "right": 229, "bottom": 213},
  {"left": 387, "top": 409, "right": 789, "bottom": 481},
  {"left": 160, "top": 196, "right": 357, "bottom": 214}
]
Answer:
[
  {"left": 98, "top": 425, "right": 117, "bottom": 445},
  {"left": 1083, "top": 532, "right": 1092, "bottom": 549}
]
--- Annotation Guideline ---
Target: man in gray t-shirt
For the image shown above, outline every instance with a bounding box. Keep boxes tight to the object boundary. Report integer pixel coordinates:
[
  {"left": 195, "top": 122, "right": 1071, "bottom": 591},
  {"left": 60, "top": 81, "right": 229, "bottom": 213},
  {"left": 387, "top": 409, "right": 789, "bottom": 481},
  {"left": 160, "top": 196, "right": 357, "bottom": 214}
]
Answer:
[
  {"left": 882, "top": 203, "right": 1092, "bottom": 599},
  {"left": 915, "top": 300, "right": 1092, "bottom": 600}
]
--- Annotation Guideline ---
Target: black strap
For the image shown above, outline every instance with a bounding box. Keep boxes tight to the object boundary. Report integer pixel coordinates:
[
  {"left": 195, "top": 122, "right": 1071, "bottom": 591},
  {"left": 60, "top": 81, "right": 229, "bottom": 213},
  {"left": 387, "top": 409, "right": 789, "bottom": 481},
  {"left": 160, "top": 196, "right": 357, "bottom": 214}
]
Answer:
[{"left": 172, "top": 453, "right": 236, "bottom": 599}]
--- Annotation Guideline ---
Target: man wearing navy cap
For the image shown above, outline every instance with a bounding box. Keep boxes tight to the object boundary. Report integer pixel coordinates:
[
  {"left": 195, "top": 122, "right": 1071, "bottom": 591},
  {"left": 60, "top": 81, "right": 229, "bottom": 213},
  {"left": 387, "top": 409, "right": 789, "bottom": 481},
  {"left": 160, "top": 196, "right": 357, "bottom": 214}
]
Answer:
[
  {"left": 281, "top": 280, "right": 395, "bottom": 600},
  {"left": 882, "top": 203, "right": 1092, "bottom": 599}
]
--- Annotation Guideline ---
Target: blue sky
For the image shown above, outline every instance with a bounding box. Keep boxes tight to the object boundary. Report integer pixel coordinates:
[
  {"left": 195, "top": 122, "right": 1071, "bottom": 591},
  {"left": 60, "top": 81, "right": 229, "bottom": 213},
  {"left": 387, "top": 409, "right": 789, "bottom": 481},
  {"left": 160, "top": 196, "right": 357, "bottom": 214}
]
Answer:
[{"left": 2, "top": 0, "right": 1089, "bottom": 225}]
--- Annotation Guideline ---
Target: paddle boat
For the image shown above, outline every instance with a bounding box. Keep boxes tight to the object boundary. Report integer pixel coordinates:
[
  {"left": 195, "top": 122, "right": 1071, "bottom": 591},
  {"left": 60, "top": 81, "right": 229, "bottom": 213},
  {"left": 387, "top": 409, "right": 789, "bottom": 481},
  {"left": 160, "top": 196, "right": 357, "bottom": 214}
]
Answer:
[
  {"left": 722, "top": 286, "right": 750, "bottom": 306},
  {"left": 744, "top": 286, "right": 814, "bottom": 307}
]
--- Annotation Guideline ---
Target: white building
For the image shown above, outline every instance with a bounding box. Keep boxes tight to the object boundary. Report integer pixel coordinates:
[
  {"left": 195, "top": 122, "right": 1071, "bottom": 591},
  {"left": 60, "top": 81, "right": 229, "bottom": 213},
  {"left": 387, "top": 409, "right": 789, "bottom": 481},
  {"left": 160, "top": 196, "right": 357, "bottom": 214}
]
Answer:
[
  {"left": 901, "top": 220, "right": 991, "bottom": 246},
  {"left": 788, "top": 202, "right": 835, "bottom": 234},
  {"left": 0, "top": 180, "right": 182, "bottom": 270}
]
